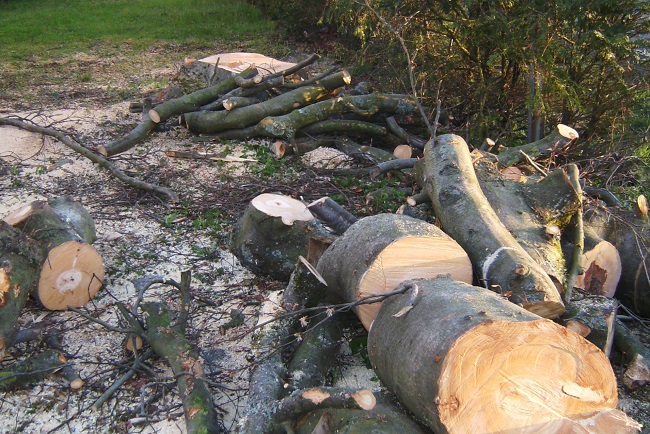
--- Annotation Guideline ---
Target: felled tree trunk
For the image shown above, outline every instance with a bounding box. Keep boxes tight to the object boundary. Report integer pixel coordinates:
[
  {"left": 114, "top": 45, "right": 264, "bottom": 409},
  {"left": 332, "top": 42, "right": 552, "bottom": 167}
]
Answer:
[
  {"left": 496, "top": 124, "right": 579, "bottom": 167},
  {"left": 183, "top": 71, "right": 351, "bottom": 134},
  {"left": 4, "top": 199, "right": 104, "bottom": 310},
  {"left": 422, "top": 134, "right": 565, "bottom": 319},
  {"left": 316, "top": 213, "right": 473, "bottom": 330},
  {"left": 472, "top": 156, "right": 582, "bottom": 292},
  {"left": 367, "top": 277, "right": 640, "bottom": 434},
  {"left": 0, "top": 221, "right": 45, "bottom": 356},
  {"left": 231, "top": 194, "right": 328, "bottom": 281}
]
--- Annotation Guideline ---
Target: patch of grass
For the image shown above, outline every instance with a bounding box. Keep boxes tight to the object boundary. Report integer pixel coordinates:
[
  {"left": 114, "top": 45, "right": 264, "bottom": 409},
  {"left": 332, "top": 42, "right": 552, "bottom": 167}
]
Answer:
[{"left": 0, "top": 0, "right": 275, "bottom": 59}]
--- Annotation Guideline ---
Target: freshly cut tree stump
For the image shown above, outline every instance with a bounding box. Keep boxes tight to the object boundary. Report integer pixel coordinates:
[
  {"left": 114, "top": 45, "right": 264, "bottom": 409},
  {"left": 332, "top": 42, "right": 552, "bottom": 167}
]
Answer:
[
  {"left": 368, "top": 277, "right": 640, "bottom": 434},
  {"left": 316, "top": 214, "right": 473, "bottom": 330},
  {"left": 231, "top": 194, "right": 327, "bottom": 281},
  {"left": 4, "top": 199, "right": 104, "bottom": 310},
  {"left": 423, "top": 134, "right": 565, "bottom": 319}
]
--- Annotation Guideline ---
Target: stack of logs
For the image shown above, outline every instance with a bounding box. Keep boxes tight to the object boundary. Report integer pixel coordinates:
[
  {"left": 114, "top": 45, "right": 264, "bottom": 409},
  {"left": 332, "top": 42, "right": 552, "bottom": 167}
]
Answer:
[{"left": 231, "top": 129, "right": 649, "bottom": 432}]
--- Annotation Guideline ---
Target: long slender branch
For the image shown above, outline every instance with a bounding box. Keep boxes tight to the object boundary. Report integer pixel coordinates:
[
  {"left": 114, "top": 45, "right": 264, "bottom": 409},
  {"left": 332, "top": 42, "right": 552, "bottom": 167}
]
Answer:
[{"left": 0, "top": 117, "right": 179, "bottom": 202}]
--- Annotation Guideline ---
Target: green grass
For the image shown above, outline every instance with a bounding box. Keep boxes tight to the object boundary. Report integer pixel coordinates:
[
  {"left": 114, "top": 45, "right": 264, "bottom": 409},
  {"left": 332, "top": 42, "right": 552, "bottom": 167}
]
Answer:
[{"left": 0, "top": 0, "right": 275, "bottom": 59}]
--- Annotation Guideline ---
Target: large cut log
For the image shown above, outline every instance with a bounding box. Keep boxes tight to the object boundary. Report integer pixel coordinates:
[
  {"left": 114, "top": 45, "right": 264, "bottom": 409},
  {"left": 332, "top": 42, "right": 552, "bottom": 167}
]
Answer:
[
  {"left": 368, "top": 277, "right": 640, "bottom": 433},
  {"left": 231, "top": 194, "right": 328, "bottom": 281},
  {"left": 183, "top": 71, "right": 351, "bottom": 134},
  {"left": 422, "top": 134, "right": 565, "bottom": 318},
  {"left": 3, "top": 199, "right": 104, "bottom": 310},
  {"left": 472, "top": 155, "right": 582, "bottom": 292},
  {"left": 496, "top": 124, "right": 579, "bottom": 167},
  {"left": 316, "top": 213, "right": 473, "bottom": 330},
  {"left": 0, "top": 221, "right": 46, "bottom": 357}
]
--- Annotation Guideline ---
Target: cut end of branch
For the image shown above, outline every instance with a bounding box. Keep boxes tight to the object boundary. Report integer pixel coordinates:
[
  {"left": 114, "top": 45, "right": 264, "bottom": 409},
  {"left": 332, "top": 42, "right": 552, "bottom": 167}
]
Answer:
[
  {"left": 251, "top": 193, "right": 314, "bottom": 226},
  {"left": 557, "top": 124, "right": 579, "bottom": 140},
  {"left": 351, "top": 389, "right": 376, "bottom": 410},
  {"left": 148, "top": 109, "right": 161, "bottom": 124}
]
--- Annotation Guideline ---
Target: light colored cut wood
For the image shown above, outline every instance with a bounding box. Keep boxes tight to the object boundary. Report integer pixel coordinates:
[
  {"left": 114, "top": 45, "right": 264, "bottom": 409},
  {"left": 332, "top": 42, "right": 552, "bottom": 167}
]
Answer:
[
  {"left": 198, "top": 52, "right": 297, "bottom": 77},
  {"left": 38, "top": 241, "right": 104, "bottom": 310},
  {"left": 574, "top": 240, "right": 622, "bottom": 297},
  {"left": 250, "top": 193, "right": 313, "bottom": 226}
]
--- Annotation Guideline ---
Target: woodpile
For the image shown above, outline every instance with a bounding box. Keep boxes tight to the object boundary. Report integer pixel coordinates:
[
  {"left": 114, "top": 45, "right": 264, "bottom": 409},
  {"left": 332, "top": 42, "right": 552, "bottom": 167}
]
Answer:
[{"left": 1, "top": 52, "right": 649, "bottom": 433}]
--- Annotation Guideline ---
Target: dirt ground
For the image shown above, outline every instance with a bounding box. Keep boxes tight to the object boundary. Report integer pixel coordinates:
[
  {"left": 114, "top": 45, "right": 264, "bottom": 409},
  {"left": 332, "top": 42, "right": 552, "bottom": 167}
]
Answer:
[{"left": 1, "top": 43, "right": 650, "bottom": 433}]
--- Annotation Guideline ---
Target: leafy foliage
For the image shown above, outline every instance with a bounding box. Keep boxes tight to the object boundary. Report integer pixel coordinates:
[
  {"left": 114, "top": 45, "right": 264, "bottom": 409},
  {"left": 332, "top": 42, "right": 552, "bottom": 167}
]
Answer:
[{"left": 255, "top": 0, "right": 649, "bottom": 155}]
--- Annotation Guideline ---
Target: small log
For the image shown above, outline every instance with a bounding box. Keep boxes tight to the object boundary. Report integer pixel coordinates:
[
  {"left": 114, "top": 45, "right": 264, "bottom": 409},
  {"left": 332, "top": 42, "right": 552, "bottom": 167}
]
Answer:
[
  {"left": 584, "top": 206, "right": 650, "bottom": 316},
  {"left": 333, "top": 137, "right": 396, "bottom": 164},
  {"left": 423, "top": 134, "right": 565, "bottom": 319},
  {"left": 560, "top": 295, "right": 618, "bottom": 356},
  {"left": 184, "top": 71, "right": 352, "bottom": 134},
  {"left": 496, "top": 124, "right": 579, "bottom": 167},
  {"left": 6, "top": 200, "right": 104, "bottom": 310},
  {"left": 298, "top": 119, "right": 403, "bottom": 148},
  {"left": 385, "top": 116, "right": 427, "bottom": 149},
  {"left": 393, "top": 144, "right": 412, "bottom": 159},
  {"left": 316, "top": 214, "right": 473, "bottom": 330},
  {"left": 368, "top": 277, "right": 640, "bottom": 434},
  {"left": 231, "top": 194, "right": 326, "bottom": 281},
  {"left": 306, "top": 197, "right": 358, "bottom": 235},
  {"left": 615, "top": 320, "right": 650, "bottom": 389},
  {"left": 572, "top": 229, "right": 622, "bottom": 297},
  {"left": 222, "top": 96, "right": 262, "bottom": 110},
  {"left": 142, "top": 300, "right": 221, "bottom": 434}
]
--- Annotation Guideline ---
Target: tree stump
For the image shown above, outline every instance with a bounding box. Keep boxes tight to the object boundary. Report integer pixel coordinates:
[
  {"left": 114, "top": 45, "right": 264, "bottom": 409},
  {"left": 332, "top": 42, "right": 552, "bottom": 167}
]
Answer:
[
  {"left": 231, "top": 194, "right": 326, "bottom": 281},
  {"left": 316, "top": 213, "right": 473, "bottom": 330},
  {"left": 3, "top": 199, "right": 104, "bottom": 310},
  {"left": 368, "top": 277, "right": 640, "bottom": 433}
]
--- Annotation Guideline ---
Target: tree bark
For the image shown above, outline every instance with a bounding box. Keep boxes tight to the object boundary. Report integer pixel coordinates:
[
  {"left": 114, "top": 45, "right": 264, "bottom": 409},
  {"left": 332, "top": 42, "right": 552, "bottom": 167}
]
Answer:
[
  {"left": 0, "top": 221, "right": 46, "bottom": 356},
  {"left": 368, "top": 277, "right": 639, "bottom": 434},
  {"left": 423, "top": 134, "right": 565, "bottom": 319},
  {"left": 561, "top": 295, "right": 618, "bottom": 356},
  {"left": 472, "top": 156, "right": 582, "bottom": 292},
  {"left": 316, "top": 213, "right": 473, "bottom": 330},
  {"left": 184, "top": 71, "right": 351, "bottom": 134},
  {"left": 0, "top": 349, "right": 67, "bottom": 391}
]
